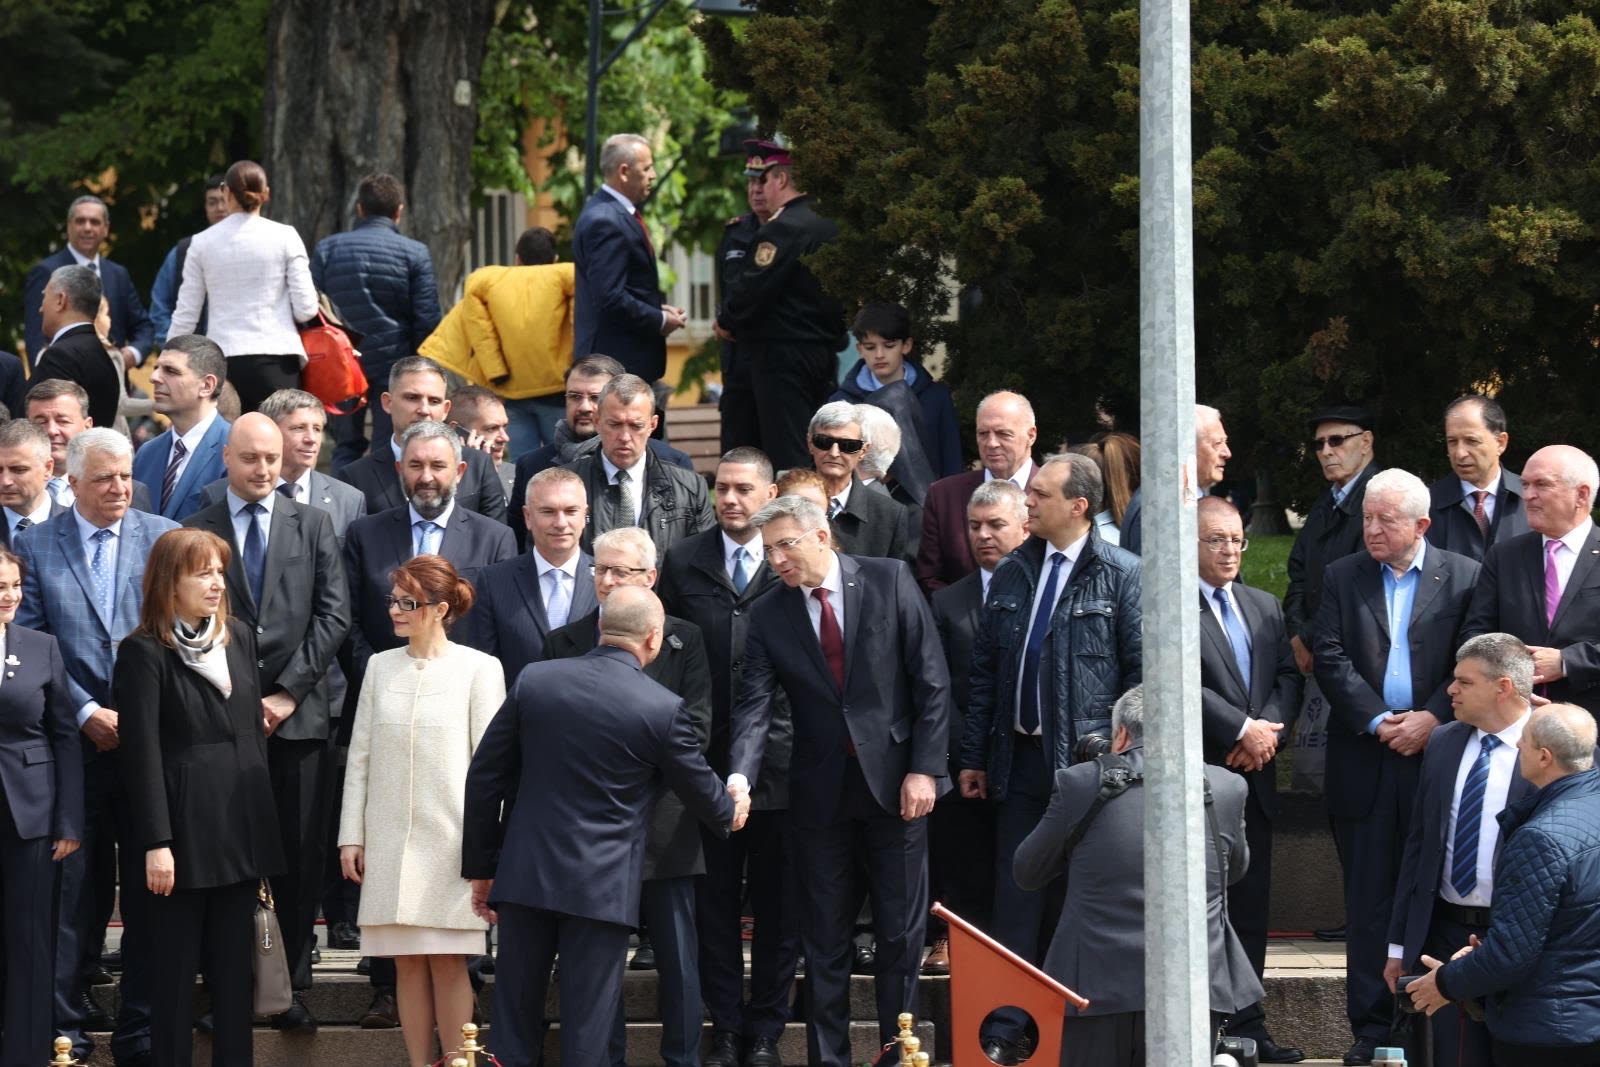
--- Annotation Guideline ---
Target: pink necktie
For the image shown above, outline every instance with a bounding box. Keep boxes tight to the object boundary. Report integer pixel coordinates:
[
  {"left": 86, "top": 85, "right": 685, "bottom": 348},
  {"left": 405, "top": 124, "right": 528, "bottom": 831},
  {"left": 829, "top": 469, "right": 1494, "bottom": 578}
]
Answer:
[
  {"left": 1472, "top": 490, "right": 1489, "bottom": 540},
  {"left": 1545, "top": 538, "right": 1564, "bottom": 627}
]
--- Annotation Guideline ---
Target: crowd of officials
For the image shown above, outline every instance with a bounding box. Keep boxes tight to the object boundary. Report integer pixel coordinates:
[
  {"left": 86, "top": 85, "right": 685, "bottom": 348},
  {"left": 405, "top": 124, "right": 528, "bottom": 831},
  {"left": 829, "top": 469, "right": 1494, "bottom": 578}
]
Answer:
[{"left": 6, "top": 135, "right": 1600, "bottom": 1067}]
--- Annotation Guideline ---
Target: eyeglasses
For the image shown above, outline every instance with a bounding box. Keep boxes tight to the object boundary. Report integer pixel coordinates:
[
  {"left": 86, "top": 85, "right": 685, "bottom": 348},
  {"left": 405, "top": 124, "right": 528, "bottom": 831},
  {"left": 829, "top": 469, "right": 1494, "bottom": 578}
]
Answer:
[
  {"left": 564, "top": 390, "right": 604, "bottom": 405},
  {"left": 1311, "top": 431, "right": 1364, "bottom": 451},
  {"left": 1199, "top": 537, "right": 1249, "bottom": 552},
  {"left": 384, "top": 595, "right": 438, "bottom": 612},
  {"left": 763, "top": 533, "right": 819, "bottom": 559},
  {"left": 590, "top": 564, "right": 651, "bottom": 579},
  {"left": 810, "top": 433, "right": 864, "bottom": 454}
]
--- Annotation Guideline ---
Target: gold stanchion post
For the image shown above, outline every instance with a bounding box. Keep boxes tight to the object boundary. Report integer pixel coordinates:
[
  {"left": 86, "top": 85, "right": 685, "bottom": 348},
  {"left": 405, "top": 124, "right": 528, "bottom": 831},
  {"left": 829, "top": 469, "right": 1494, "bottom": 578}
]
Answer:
[
  {"left": 896, "top": 1012, "right": 916, "bottom": 1062},
  {"left": 454, "top": 1021, "right": 491, "bottom": 1067},
  {"left": 47, "top": 1037, "right": 82, "bottom": 1066}
]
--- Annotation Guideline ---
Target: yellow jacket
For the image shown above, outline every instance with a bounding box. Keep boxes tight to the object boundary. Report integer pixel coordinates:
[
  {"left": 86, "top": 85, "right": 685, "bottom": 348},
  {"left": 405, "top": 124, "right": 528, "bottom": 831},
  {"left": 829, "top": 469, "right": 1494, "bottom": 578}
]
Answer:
[{"left": 419, "top": 262, "right": 574, "bottom": 399}]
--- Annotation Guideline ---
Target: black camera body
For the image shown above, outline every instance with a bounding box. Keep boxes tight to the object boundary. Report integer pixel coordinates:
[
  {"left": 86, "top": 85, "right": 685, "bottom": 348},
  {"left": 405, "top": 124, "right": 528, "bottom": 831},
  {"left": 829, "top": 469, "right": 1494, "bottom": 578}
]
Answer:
[
  {"left": 1395, "top": 974, "right": 1424, "bottom": 1014},
  {"left": 1074, "top": 733, "right": 1112, "bottom": 763},
  {"left": 1213, "top": 1034, "right": 1259, "bottom": 1067}
]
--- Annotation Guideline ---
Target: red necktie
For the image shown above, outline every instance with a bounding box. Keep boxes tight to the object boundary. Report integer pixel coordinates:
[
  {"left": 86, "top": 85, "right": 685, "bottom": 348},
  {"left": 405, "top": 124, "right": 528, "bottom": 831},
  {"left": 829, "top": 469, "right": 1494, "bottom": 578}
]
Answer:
[
  {"left": 813, "top": 588, "right": 845, "bottom": 691},
  {"left": 1472, "top": 490, "right": 1490, "bottom": 540},
  {"left": 633, "top": 209, "right": 655, "bottom": 258}
]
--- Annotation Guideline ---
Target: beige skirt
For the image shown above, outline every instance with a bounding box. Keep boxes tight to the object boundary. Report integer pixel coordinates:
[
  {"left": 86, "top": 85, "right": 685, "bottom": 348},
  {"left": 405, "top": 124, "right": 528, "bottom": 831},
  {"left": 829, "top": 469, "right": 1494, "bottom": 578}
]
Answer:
[{"left": 361, "top": 924, "right": 486, "bottom": 957}]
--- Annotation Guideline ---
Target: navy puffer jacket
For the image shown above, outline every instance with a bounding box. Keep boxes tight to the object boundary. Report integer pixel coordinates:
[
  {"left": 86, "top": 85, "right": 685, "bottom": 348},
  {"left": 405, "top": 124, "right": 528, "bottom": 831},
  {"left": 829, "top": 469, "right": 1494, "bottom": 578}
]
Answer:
[{"left": 310, "top": 217, "right": 441, "bottom": 374}]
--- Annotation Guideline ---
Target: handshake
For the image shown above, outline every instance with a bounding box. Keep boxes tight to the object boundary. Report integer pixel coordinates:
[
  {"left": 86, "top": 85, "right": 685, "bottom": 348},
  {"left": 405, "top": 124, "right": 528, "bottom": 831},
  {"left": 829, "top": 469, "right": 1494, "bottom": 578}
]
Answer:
[{"left": 725, "top": 778, "right": 753, "bottom": 832}]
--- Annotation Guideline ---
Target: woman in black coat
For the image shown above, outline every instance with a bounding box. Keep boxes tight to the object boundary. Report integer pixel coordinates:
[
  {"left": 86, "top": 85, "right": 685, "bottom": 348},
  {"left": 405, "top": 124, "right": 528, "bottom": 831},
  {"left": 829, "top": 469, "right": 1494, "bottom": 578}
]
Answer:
[
  {"left": 114, "top": 528, "right": 283, "bottom": 1067},
  {"left": 0, "top": 546, "right": 81, "bottom": 1067}
]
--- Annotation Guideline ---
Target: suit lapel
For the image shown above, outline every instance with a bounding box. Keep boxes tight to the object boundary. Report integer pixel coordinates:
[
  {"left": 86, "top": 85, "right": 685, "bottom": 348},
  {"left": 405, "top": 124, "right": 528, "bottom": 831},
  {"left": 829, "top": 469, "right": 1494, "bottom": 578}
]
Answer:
[
  {"left": 111, "top": 515, "right": 147, "bottom": 632},
  {"left": 258, "top": 503, "right": 299, "bottom": 616},
  {"left": 1198, "top": 589, "right": 1246, "bottom": 693},
  {"left": 840, "top": 554, "right": 863, "bottom": 691},
  {"left": 1358, "top": 561, "right": 1391, "bottom": 640},
  {"left": 56, "top": 514, "right": 107, "bottom": 632},
  {"left": 1408, "top": 547, "right": 1449, "bottom": 628},
  {"left": 690, "top": 530, "right": 736, "bottom": 595},
  {"left": 168, "top": 418, "right": 225, "bottom": 517},
  {"left": 511, "top": 554, "right": 549, "bottom": 637},
  {"left": 383, "top": 507, "right": 414, "bottom": 566},
  {"left": 783, "top": 585, "right": 835, "bottom": 694},
  {"left": 1552, "top": 528, "right": 1600, "bottom": 632},
  {"left": 197, "top": 506, "right": 254, "bottom": 620},
  {"left": 570, "top": 556, "right": 599, "bottom": 620}
]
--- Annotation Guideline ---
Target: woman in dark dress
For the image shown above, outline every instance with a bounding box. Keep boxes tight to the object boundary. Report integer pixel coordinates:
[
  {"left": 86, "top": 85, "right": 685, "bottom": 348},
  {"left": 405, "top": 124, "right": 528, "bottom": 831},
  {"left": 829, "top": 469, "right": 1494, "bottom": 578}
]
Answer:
[
  {"left": 0, "top": 545, "right": 81, "bottom": 1067},
  {"left": 114, "top": 528, "right": 283, "bottom": 1067}
]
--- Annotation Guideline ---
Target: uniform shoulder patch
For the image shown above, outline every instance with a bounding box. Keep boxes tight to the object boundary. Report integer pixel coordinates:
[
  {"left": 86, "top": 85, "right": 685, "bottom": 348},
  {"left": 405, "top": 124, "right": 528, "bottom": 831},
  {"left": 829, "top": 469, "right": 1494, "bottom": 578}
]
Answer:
[{"left": 753, "top": 242, "right": 777, "bottom": 268}]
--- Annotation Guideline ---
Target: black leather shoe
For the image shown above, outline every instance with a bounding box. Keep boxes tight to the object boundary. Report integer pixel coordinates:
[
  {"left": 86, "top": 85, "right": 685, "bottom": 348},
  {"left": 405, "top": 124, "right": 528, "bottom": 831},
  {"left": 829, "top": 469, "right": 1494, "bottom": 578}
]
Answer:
[
  {"left": 851, "top": 943, "right": 876, "bottom": 974},
  {"left": 1342, "top": 1037, "right": 1376, "bottom": 1065},
  {"left": 87, "top": 966, "right": 115, "bottom": 986},
  {"left": 272, "top": 994, "right": 318, "bottom": 1033},
  {"left": 101, "top": 950, "right": 123, "bottom": 971},
  {"left": 705, "top": 1030, "right": 741, "bottom": 1067},
  {"left": 80, "top": 991, "right": 115, "bottom": 1032},
  {"left": 360, "top": 990, "right": 399, "bottom": 1029},
  {"left": 1314, "top": 924, "right": 1347, "bottom": 942},
  {"left": 1256, "top": 1037, "right": 1306, "bottom": 1063},
  {"left": 982, "top": 1037, "right": 1021, "bottom": 1066},
  {"left": 744, "top": 1035, "right": 782, "bottom": 1067},
  {"left": 356, "top": 955, "right": 371, "bottom": 976},
  {"left": 329, "top": 921, "right": 361, "bottom": 950},
  {"left": 629, "top": 936, "right": 656, "bottom": 971}
]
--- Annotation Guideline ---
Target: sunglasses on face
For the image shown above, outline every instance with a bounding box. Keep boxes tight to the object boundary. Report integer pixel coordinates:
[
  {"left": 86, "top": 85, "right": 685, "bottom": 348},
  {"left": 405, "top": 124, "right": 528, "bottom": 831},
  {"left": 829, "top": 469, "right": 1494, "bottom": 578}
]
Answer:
[
  {"left": 1312, "top": 431, "right": 1364, "bottom": 451},
  {"left": 811, "top": 433, "right": 864, "bottom": 454}
]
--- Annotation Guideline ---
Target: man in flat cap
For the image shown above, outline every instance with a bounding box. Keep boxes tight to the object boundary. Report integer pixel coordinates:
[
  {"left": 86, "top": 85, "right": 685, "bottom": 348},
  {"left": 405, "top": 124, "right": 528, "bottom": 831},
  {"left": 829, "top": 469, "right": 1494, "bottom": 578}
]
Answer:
[{"left": 716, "top": 140, "right": 846, "bottom": 471}]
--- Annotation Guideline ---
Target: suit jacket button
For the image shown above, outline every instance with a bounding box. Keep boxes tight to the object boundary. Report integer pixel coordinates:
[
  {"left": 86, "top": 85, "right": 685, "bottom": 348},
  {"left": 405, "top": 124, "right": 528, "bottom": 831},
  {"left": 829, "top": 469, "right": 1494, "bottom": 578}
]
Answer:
[
  {"left": 732, "top": 608, "right": 741, "bottom": 616},
  {"left": 258, "top": 660, "right": 266, "bottom": 669},
  {"left": 257, "top": 626, "right": 265, "bottom": 635}
]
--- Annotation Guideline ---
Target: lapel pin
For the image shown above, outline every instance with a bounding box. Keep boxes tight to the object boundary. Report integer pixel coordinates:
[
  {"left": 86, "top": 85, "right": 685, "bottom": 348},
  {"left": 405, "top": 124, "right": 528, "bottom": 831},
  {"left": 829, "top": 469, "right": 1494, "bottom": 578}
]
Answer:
[{"left": 5, "top": 654, "right": 19, "bottom": 667}]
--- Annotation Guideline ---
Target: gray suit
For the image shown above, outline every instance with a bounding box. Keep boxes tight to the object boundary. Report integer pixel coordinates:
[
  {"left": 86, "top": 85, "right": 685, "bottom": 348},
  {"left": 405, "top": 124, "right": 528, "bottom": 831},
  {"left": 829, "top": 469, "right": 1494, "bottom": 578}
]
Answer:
[{"left": 1013, "top": 748, "right": 1260, "bottom": 1065}]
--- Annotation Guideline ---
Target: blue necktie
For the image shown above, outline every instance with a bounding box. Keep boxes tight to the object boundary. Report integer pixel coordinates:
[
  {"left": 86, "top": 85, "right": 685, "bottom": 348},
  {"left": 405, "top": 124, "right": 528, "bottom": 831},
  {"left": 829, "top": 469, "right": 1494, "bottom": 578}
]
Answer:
[
  {"left": 413, "top": 520, "right": 441, "bottom": 557},
  {"left": 89, "top": 528, "right": 115, "bottom": 620},
  {"left": 242, "top": 502, "right": 266, "bottom": 606},
  {"left": 1215, "top": 587, "right": 1253, "bottom": 685},
  {"left": 544, "top": 568, "right": 570, "bottom": 631},
  {"left": 731, "top": 547, "right": 751, "bottom": 595},
  {"left": 1451, "top": 734, "right": 1501, "bottom": 897},
  {"left": 1020, "top": 552, "right": 1065, "bottom": 734}
]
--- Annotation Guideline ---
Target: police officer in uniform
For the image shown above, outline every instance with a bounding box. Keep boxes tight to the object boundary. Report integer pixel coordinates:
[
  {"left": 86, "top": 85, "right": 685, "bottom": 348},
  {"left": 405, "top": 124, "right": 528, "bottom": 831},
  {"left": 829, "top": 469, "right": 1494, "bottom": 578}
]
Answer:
[
  {"left": 714, "top": 146, "right": 775, "bottom": 454},
  {"left": 716, "top": 140, "right": 846, "bottom": 472}
]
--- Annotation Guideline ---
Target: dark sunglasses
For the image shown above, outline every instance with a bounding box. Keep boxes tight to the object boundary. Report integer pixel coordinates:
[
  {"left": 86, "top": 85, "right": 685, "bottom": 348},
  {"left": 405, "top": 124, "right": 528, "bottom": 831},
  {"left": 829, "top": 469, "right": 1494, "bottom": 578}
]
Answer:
[
  {"left": 1311, "top": 431, "right": 1364, "bottom": 451},
  {"left": 811, "top": 433, "right": 864, "bottom": 454}
]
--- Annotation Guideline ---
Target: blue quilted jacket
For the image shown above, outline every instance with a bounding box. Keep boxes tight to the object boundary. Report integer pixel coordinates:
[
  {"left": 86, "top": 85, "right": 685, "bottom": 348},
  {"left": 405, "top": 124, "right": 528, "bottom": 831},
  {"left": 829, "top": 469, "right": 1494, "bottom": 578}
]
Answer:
[
  {"left": 1437, "top": 767, "right": 1600, "bottom": 1046},
  {"left": 310, "top": 216, "right": 441, "bottom": 375}
]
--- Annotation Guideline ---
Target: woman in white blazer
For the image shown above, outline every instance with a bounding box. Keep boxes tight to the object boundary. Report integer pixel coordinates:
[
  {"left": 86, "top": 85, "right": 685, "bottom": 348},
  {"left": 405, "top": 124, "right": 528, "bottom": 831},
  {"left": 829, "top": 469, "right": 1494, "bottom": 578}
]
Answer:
[
  {"left": 169, "top": 159, "right": 318, "bottom": 413},
  {"left": 338, "top": 555, "right": 505, "bottom": 1067}
]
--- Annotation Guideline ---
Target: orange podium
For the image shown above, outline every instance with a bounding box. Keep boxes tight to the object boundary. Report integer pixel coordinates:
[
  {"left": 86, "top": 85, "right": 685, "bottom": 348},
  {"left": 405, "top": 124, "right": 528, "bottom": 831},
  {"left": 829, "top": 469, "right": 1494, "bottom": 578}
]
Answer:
[{"left": 932, "top": 903, "right": 1089, "bottom": 1067}]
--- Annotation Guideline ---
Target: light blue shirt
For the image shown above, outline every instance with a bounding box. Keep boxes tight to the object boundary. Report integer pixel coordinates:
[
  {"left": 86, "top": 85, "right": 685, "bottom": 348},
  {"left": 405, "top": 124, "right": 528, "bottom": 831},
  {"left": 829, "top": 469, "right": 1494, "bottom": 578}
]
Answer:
[
  {"left": 225, "top": 487, "right": 276, "bottom": 555},
  {"left": 1371, "top": 539, "right": 1427, "bottom": 734},
  {"left": 409, "top": 501, "right": 455, "bottom": 557},
  {"left": 72, "top": 509, "right": 125, "bottom": 726},
  {"left": 1331, "top": 466, "right": 1368, "bottom": 509}
]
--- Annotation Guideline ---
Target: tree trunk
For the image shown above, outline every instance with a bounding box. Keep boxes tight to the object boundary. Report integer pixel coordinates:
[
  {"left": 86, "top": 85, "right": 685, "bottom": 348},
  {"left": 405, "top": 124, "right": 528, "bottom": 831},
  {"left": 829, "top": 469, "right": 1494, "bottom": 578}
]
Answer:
[
  {"left": 1250, "top": 467, "right": 1293, "bottom": 536},
  {"left": 263, "top": 0, "right": 497, "bottom": 301}
]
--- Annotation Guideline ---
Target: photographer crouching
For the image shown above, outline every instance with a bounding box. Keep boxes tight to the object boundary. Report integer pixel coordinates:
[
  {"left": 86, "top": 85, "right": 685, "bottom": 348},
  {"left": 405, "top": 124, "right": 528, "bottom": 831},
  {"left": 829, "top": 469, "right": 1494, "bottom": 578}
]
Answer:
[
  {"left": 1405, "top": 703, "right": 1600, "bottom": 1065},
  {"left": 1013, "top": 685, "right": 1263, "bottom": 1066}
]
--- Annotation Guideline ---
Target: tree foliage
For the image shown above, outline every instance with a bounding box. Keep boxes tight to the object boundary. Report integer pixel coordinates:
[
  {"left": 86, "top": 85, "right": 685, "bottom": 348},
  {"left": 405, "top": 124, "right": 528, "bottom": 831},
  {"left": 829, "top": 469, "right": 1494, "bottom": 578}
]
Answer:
[{"left": 699, "top": 0, "right": 1600, "bottom": 508}]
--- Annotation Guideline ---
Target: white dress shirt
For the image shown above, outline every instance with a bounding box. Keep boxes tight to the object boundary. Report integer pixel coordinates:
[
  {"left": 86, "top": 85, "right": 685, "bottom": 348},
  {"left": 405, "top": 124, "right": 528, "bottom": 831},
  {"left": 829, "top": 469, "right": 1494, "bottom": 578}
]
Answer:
[
  {"left": 3, "top": 497, "right": 53, "bottom": 535},
  {"left": 278, "top": 469, "right": 315, "bottom": 502},
  {"left": 601, "top": 452, "right": 648, "bottom": 526},
  {"left": 1015, "top": 531, "right": 1088, "bottom": 734},
  {"left": 166, "top": 409, "right": 220, "bottom": 489},
  {"left": 985, "top": 457, "right": 1035, "bottom": 490},
  {"left": 980, "top": 567, "right": 995, "bottom": 599},
  {"left": 1544, "top": 517, "right": 1594, "bottom": 598},
  {"left": 828, "top": 478, "right": 853, "bottom": 517},
  {"left": 225, "top": 487, "right": 276, "bottom": 554},
  {"left": 722, "top": 531, "right": 759, "bottom": 583},
  {"left": 67, "top": 248, "right": 100, "bottom": 272},
  {"left": 47, "top": 476, "right": 74, "bottom": 508},
  {"left": 1460, "top": 473, "right": 1501, "bottom": 525}
]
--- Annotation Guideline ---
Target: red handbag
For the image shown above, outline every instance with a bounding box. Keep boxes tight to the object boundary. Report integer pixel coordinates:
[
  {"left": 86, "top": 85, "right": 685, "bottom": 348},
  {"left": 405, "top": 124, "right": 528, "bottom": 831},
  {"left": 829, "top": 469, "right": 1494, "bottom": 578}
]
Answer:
[{"left": 299, "top": 295, "right": 368, "bottom": 415}]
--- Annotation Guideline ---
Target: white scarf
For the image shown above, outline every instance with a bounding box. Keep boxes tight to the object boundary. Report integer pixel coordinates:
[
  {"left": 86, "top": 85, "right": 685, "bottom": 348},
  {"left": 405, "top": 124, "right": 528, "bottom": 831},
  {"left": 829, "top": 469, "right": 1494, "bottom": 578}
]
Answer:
[{"left": 172, "top": 616, "right": 232, "bottom": 697}]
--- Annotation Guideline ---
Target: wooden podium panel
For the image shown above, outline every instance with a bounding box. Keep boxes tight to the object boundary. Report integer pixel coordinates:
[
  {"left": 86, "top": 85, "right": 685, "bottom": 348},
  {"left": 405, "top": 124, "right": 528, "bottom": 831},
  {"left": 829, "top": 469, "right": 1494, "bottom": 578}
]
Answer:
[{"left": 932, "top": 903, "right": 1089, "bottom": 1067}]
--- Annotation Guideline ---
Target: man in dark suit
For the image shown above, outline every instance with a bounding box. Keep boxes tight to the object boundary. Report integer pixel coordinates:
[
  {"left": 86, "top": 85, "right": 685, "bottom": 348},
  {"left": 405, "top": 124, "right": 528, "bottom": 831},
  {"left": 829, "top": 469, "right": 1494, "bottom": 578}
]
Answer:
[
  {"left": 926, "top": 479, "right": 1030, "bottom": 973},
  {"left": 1287, "top": 405, "right": 1382, "bottom": 673},
  {"left": 463, "top": 586, "right": 744, "bottom": 1067},
  {"left": 1013, "top": 686, "right": 1261, "bottom": 1067},
  {"left": 132, "top": 335, "right": 231, "bottom": 522},
  {"left": 469, "top": 466, "right": 596, "bottom": 686},
  {"left": 1312, "top": 468, "right": 1481, "bottom": 1066},
  {"left": 334, "top": 356, "right": 507, "bottom": 525},
  {"left": 25, "top": 379, "right": 152, "bottom": 513},
  {"left": 540, "top": 526, "right": 714, "bottom": 1067},
  {"left": 183, "top": 414, "right": 351, "bottom": 1030},
  {"left": 0, "top": 420, "right": 68, "bottom": 548},
  {"left": 1462, "top": 444, "right": 1600, "bottom": 719},
  {"left": 1384, "top": 633, "right": 1536, "bottom": 1067},
  {"left": 23, "top": 195, "right": 152, "bottom": 367},
  {"left": 572, "top": 134, "right": 684, "bottom": 381},
  {"left": 916, "top": 390, "right": 1037, "bottom": 593},
  {"left": 566, "top": 374, "right": 713, "bottom": 556},
  {"left": 808, "top": 401, "right": 915, "bottom": 562},
  {"left": 658, "top": 448, "right": 797, "bottom": 1067},
  {"left": 1196, "top": 496, "right": 1305, "bottom": 1062},
  {"left": 31, "top": 264, "right": 124, "bottom": 432},
  {"left": 1426, "top": 395, "right": 1529, "bottom": 562},
  {"left": 730, "top": 495, "right": 953, "bottom": 1066},
  {"left": 14, "top": 428, "right": 180, "bottom": 1064}
]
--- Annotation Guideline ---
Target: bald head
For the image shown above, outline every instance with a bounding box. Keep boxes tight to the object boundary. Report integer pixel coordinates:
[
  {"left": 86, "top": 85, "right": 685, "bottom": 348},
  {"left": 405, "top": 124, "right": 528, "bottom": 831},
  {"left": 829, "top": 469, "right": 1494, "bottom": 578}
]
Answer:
[
  {"left": 1522, "top": 444, "right": 1599, "bottom": 538},
  {"left": 224, "top": 412, "right": 284, "bottom": 503},
  {"left": 975, "top": 391, "right": 1038, "bottom": 481},
  {"left": 1521, "top": 703, "right": 1597, "bottom": 787},
  {"left": 599, "top": 586, "right": 667, "bottom": 667}
]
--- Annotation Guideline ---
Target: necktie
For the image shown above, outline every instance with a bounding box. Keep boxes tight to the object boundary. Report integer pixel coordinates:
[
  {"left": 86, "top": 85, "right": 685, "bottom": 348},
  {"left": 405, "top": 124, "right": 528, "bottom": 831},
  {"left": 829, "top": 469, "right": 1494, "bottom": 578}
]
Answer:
[
  {"left": 46, "top": 479, "right": 62, "bottom": 505},
  {"left": 828, "top": 497, "right": 843, "bottom": 519},
  {"left": 161, "top": 438, "right": 188, "bottom": 512},
  {"left": 413, "top": 520, "right": 441, "bottom": 557},
  {"left": 633, "top": 209, "right": 655, "bottom": 258},
  {"left": 12, "top": 518, "right": 31, "bottom": 536},
  {"left": 1450, "top": 734, "right": 1502, "bottom": 897},
  {"left": 614, "top": 469, "right": 635, "bottom": 528},
  {"left": 545, "top": 568, "right": 570, "bottom": 631},
  {"left": 277, "top": 482, "right": 299, "bottom": 501},
  {"left": 1020, "top": 552, "right": 1066, "bottom": 734},
  {"left": 86, "top": 259, "right": 99, "bottom": 278},
  {"left": 1545, "top": 538, "right": 1564, "bottom": 627},
  {"left": 1472, "top": 490, "right": 1490, "bottom": 540},
  {"left": 813, "top": 588, "right": 845, "bottom": 690},
  {"left": 89, "top": 528, "right": 115, "bottom": 619},
  {"left": 731, "top": 547, "right": 751, "bottom": 595},
  {"left": 1215, "top": 587, "right": 1253, "bottom": 685},
  {"left": 242, "top": 502, "right": 266, "bottom": 605}
]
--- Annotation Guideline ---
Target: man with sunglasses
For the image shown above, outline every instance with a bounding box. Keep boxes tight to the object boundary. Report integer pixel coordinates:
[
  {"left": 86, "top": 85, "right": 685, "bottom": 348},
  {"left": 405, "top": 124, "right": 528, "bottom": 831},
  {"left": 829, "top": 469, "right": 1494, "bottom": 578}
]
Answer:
[
  {"left": 717, "top": 140, "right": 847, "bottom": 471},
  {"left": 1285, "top": 405, "right": 1382, "bottom": 675},
  {"left": 808, "top": 401, "right": 916, "bottom": 562}
]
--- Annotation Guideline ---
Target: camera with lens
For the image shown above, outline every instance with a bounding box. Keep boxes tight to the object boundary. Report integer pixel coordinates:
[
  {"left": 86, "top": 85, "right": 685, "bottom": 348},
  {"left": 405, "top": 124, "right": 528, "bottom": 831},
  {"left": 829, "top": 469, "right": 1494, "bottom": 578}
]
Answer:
[
  {"left": 1212, "top": 1035, "right": 1258, "bottom": 1067},
  {"left": 1074, "top": 733, "right": 1112, "bottom": 763}
]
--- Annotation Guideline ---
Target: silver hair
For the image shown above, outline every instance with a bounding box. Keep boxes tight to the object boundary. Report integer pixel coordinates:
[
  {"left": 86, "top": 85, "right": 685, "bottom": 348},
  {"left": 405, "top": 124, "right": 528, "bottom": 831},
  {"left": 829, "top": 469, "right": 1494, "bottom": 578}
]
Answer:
[
  {"left": 968, "top": 479, "right": 1029, "bottom": 526},
  {"left": 1364, "top": 468, "right": 1431, "bottom": 523},
  {"left": 855, "top": 407, "right": 900, "bottom": 476},
  {"left": 66, "top": 428, "right": 131, "bottom": 478},
  {"left": 1112, "top": 685, "right": 1145, "bottom": 744},
  {"left": 49, "top": 264, "right": 102, "bottom": 318},
  {"left": 66, "top": 194, "right": 108, "bottom": 224},
  {"left": 752, "top": 494, "right": 828, "bottom": 533},
  {"left": 600, "top": 134, "right": 650, "bottom": 179},
  {"left": 977, "top": 390, "right": 1037, "bottom": 429},
  {"left": 388, "top": 356, "right": 447, "bottom": 391},
  {"left": 258, "top": 388, "right": 325, "bottom": 423},
  {"left": 1456, "top": 632, "right": 1535, "bottom": 702},
  {"left": 593, "top": 526, "right": 657, "bottom": 571},
  {"left": 1528, "top": 705, "right": 1598, "bottom": 772},
  {"left": 1549, "top": 447, "right": 1600, "bottom": 501},
  {"left": 525, "top": 465, "right": 585, "bottom": 506},
  {"left": 1195, "top": 403, "right": 1222, "bottom": 428},
  {"left": 808, "top": 401, "right": 864, "bottom": 439},
  {"left": 0, "top": 419, "right": 53, "bottom": 469},
  {"left": 398, "top": 419, "right": 463, "bottom": 465}
]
